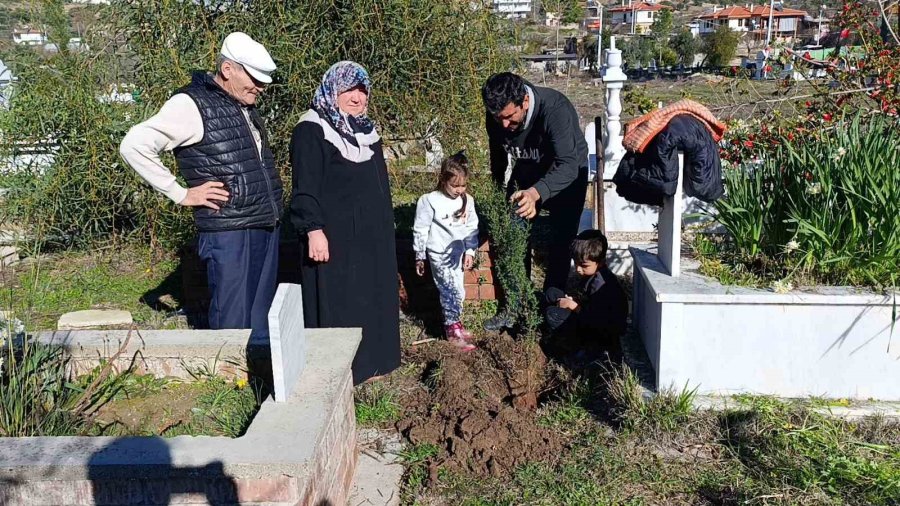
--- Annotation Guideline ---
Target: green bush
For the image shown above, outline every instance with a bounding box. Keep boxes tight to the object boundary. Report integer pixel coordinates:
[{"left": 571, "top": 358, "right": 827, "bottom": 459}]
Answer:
[
  {"left": 0, "top": 0, "right": 513, "bottom": 248},
  {"left": 473, "top": 183, "right": 541, "bottom": 336},
  {"left": 702, "top": 24, "right": 739, "bottom": 67},
  {"left": 711, "top": 113, "right": 900, "bottom": 288}
]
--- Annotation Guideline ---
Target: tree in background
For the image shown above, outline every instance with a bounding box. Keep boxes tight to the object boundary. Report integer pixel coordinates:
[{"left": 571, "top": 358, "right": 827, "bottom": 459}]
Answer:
[
  {"left": 563, "top": 0, "right": 584, "bottom": 24},
  {"left": 703, "top": 24, "right": 740, "bottom": 67},
  {"left": 0, "top": 0, "right": 513, "bottom": 249},
  {"left": 622, "top": 35, "right": 654, "bottom": 68},
  {"left": 650, "top": 8, "right": 674, "bottom": 65},
  {"left": 671, "top": 28, "right": 699, "bottom": 66}
]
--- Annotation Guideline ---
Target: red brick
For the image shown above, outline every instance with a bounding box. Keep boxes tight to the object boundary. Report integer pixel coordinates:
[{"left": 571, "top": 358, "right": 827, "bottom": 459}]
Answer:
[
  {"left": 479, "top": 284, "right": 497, "bottom": 300},
  {"left": 465, "top": 284, "right": 479, "bottom": 300},
  {"left": 235, "top": 477, "right": 298, "bottom": 502},
  {"left": 477, "top": 239, "right": 491, "bottom": 252}
]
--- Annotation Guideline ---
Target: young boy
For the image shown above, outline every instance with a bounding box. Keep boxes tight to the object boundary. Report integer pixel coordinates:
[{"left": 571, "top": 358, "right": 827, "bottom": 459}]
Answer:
[{"left": 543, "top": 229, "right": 628, "bottom": 360}]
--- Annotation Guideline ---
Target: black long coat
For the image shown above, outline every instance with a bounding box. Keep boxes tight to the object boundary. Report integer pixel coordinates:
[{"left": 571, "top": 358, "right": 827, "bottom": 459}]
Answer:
[{"left": 289, "top": 120, "right": 400, "bottom": 384}]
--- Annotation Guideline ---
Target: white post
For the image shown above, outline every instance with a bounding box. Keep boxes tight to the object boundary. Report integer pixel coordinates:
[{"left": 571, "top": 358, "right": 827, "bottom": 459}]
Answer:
[
  {"left": 597, "top": 5, "right": 603, "bottom": 71},
  {"left": 657, "top": 152, "right": 684, "bottom": 277},
  {"left": 602, "top": 36, "right": 628, "bottom": 179}
]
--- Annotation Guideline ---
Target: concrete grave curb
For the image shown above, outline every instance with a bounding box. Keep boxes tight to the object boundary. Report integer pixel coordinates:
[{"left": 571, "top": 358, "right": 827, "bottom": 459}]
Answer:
[{"left": 0, "top": 327, "right": 362, "bottom": 505}]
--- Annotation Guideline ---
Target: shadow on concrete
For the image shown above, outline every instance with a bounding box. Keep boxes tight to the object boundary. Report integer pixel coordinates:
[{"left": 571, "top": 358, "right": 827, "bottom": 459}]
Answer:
[
  {"left": 0, "top": 477, "right": 22, "bottom": 504},
  {"left": 88, "top": 437, "right": 238, "bottom": 505}
]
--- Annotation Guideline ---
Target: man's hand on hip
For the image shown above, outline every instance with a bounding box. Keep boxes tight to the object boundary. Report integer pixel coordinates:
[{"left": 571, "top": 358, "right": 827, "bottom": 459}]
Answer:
[
  {"left": 180, "top": 181, "right": 229, "bottom": 210},
  {"left": 510, "top": 187, "right": 541, "bottom": 220}
]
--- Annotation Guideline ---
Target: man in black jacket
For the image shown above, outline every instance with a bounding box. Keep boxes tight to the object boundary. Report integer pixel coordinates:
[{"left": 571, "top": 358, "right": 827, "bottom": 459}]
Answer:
[
  {"left": 120, "top": 33, "right": 281, "bottom": 338},
  {"left": 482, "top": 72, "right": 588, "bottom": 331}
]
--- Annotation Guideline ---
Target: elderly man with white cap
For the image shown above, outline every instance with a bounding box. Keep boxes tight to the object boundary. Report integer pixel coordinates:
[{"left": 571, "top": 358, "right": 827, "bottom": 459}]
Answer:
[{"left": 120, "top": 32, "right": 281, "bottom": 338}]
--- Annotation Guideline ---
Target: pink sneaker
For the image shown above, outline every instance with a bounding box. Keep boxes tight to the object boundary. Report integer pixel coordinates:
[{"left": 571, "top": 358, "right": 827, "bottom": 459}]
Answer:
[
  {"left": 445, "top": 322, "right": 475, "bottom": 341},
  {"left": 445, "top": 323, "right": 477, "bottom": 352}
]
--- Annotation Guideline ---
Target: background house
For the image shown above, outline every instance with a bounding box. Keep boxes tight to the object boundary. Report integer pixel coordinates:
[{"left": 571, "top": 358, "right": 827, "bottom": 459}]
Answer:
[
  {"left": 492, "top": 0, "right": 534, "bottom": 19},
  {"left": 12, "top": 27, "right": 47, "bottom": 46},
  {"left": 608, "top": 1, "right": 669, "bottom": 34},
  {"left": 696, "top": 4, "right": 808, "bottom": 40}
]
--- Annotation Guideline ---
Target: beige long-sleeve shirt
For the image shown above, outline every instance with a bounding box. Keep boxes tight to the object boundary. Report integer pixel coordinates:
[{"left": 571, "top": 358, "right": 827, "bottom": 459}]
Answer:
[{"left": 119, "top": 92, "right": 262, "bottom": 204}]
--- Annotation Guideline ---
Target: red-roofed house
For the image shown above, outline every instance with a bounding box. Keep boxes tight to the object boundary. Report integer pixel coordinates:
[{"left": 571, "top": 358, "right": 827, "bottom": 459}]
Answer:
[
  {"left": 608, "top": 1, "right": 671, "bottom": 34},
  {"left": 696, "top": 4, "right": 808, "bottom": 38}
]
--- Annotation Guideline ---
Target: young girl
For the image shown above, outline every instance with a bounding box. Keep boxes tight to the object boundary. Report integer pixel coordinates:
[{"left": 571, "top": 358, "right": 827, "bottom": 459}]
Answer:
[{"left": 413, "top": 152, "right": 479, "bottom": 351}]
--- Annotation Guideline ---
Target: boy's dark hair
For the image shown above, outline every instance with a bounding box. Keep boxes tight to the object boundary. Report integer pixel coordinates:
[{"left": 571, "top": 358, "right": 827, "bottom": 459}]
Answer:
[
  {"left": 481, "top": 72, "right": 527, "bottom": 116},
  {"left": 437, "top": 151, "right": 470, "bottom": 219},
  {"left": 570, "top": 229, "right": 609, "bottom": 264}
]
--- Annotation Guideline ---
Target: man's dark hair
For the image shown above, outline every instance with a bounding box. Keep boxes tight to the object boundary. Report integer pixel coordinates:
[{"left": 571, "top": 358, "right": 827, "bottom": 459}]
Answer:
[
  {"left": 481, "top": 72, "right": 527, "bottom": 116},
  {"left": 570, "top": 229, "right": 609, "bottom": 264}
]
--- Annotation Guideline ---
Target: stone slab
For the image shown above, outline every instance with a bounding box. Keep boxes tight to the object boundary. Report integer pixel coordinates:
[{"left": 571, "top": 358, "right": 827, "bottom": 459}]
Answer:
[
  {"left": 693, "top": 395, "right": 900, "bottom": 422},
  {"left": 348, "top": 453, "right": 403, "bottom": 506},
  {"left": 0, "top": 245, "right": 17, "bottom": 266},
  {"left": 350, "top": 429, "right": 405, "bottom": 506},
  {"left": 268, "top": 283, "right": 307, "bottom": 402},
  {"left": 657, "top": 152, "right": 684, "bottom": 277},
  {"left": 57, "top": 310, "right": 133, "bottom": 330}
]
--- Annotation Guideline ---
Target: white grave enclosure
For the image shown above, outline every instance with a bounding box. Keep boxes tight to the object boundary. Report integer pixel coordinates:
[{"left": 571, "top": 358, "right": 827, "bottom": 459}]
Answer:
[{"left": 602, "top": 36, "right": 900, "bottom": 400}]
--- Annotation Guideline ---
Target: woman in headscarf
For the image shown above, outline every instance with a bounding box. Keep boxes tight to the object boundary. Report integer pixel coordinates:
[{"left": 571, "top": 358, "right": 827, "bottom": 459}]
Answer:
[{"left": 289, "top": 61, "right": 400, "bottom": 384}]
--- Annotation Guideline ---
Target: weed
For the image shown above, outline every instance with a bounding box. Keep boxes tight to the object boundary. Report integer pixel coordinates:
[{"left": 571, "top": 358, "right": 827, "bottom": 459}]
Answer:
[
  {"left": 193, "top": 377, "right": 262, "bottom": 438},
  {"left": 720, "top": 398, "right": 900, "bottom": 505},
  {"left": 0, "top": 244, "right": 181, "bottom": 331},
  {"left": 604, "top": 362, "right": 697, "bottom": 433},
  {"left": 0, "top": 337, "right": 136, "bottom": 436},
  {"left": 181, "top": 346, "right": 225, "bottom": 382},
  {"left": 462, "top": 299, "right": 499, "bottom": 334}
]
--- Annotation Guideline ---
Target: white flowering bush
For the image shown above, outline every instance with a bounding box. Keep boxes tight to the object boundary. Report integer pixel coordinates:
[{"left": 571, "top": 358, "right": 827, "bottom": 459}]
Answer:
[{"left": 709, "top": 113, "right": 900, "bottom": 288}]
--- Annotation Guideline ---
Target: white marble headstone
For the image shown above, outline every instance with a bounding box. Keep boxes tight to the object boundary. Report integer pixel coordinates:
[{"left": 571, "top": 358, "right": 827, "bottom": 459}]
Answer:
[
  {"left": 268, "top": 283, "right": 307, "bottom": 402},
  {"left": 657, "top": 152, "right": 684, "bottom": 277}
]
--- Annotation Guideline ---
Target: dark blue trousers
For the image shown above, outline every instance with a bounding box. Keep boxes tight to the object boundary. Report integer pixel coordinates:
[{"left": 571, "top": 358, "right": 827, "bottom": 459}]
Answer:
[{"left": 198, "top": 226, "right": 279, "bottom": 339}]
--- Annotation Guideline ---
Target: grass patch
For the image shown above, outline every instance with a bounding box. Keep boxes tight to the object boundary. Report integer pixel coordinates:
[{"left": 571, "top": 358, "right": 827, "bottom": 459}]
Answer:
[
  {"left": 354, "top": 382, "right": 401, "bottom": 427},
  {"left": 89, "top": 375, "right": 264, "bottom": 438},
  {"left": 0, "top": 243, "right": 182, "bottom": 331},
  {"left": 605, "top": 362, "right": 697, "bottom": 434},
  {"left": 399, "top": 442, "right": 441, "bottom": 502}
]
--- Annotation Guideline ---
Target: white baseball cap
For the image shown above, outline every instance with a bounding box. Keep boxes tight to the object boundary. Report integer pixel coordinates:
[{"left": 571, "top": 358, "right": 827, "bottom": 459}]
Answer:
[{"left": 220, "top": 32, "right": 276, "bottom": 84}]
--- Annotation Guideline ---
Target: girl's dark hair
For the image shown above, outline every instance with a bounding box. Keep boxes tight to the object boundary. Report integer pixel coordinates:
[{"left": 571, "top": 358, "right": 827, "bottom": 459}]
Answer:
[
  {"left": 570, "top": 229, "right": 609, "bottom": 264},
  {"left": 437, "top": 151, "right": 470, "bottom": 219}
]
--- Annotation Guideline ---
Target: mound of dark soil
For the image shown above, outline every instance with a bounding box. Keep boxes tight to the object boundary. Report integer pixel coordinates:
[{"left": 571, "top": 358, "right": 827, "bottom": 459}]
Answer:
[{"left": 396, "top": 332, "right": 565, "bottom": 477}]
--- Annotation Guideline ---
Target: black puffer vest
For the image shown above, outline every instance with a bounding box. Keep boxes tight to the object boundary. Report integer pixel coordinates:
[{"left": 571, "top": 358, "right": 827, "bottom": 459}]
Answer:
[{"left": 173, "top": 72, "right": 283, "bottom": 232}]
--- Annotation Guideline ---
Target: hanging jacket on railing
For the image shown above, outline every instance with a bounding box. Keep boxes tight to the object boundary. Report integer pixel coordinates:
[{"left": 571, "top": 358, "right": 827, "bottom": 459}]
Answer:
[{"left": 612, "top": 115, "right": 724, "bottom": 207}]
